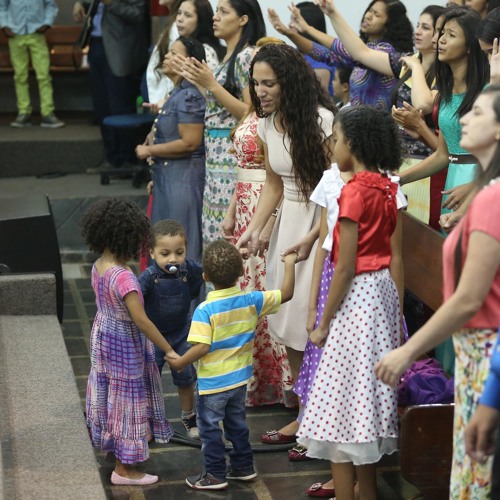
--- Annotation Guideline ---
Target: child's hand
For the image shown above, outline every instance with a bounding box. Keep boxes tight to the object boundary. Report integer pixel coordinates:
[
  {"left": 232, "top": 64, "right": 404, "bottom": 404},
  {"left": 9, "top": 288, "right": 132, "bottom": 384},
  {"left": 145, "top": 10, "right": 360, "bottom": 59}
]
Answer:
[
  {"left": 281, "top": 251, "right": 298, "bottom": 265},
  {"left": 309, "top": 324, "right": 329, "bottom": 347},
  {"left": 166, "top": 352, "right": 183, "bottom": 371}
]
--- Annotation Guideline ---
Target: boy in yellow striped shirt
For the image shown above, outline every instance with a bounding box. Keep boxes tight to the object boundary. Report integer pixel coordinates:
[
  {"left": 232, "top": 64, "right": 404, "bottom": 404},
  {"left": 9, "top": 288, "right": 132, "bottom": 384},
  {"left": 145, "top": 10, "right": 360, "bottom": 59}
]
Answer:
[{"left": 167, "top": 239, "right": 297, "bottom": 490}]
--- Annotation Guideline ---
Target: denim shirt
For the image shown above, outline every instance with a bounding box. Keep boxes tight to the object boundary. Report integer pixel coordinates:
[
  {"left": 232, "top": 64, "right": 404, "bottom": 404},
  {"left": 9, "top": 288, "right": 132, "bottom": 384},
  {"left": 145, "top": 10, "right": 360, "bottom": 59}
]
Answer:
[
  {"left": 0, "top": 0, "right": 58, "bottom": 35},
  {"left": 138, "top": 259, "right": 203, "bottom": 335}
]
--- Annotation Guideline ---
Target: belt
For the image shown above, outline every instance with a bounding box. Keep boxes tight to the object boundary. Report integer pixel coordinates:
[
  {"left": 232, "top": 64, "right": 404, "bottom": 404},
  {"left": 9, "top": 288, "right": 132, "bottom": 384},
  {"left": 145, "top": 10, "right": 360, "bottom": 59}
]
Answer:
[
  {"left": 448, "top": 154, "right": 477, "bottom": 164},
  {"left": 207, "top": 128, "right": 231, "bottom": 139}
]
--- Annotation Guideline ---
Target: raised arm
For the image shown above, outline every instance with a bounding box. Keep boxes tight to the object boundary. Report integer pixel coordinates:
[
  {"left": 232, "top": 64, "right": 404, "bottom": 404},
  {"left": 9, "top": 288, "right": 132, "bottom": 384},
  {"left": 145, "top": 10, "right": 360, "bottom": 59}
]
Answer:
[
  {"left": 180, "top": 57, "right": 250, "bottom": 121},
  {"left": 317, "top": 0, "right": 396, "bottom": 77},
  {"left": 399, "top": 56, "right": 437, "bottom": 114}
]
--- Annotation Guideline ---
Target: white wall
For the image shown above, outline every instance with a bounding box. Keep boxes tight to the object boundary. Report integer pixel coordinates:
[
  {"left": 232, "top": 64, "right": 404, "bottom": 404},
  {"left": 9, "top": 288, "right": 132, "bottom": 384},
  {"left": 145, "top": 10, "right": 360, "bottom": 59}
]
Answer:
[{"left": 213, "top": 1, "right": 438, "bottom": 40}]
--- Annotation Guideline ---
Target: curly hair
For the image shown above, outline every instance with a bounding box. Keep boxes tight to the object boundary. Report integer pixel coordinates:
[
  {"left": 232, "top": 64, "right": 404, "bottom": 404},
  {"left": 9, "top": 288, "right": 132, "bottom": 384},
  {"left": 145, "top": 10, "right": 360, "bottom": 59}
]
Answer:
[
  {"left": 249, "top": 44, "right": 337, "bottom": 201},
  {"left": 151, "top": 219, "right": 187, "bottom": 248},
  {"left": 334, "top": 106, "right": 402, "bottom": 172},
  {"left": 81, "top": 199, "right": 151, "bottom": 261},
  {"left": 202, "top": 240, "right": 243, "bottom": 288},
  {"left": 435, "top": 7, "right": 490, "bottom": 118},
  {"left": 360, "top": 0, "right": 414, "bottom": 53},
  {"left": 181, "top": 0, "right": 226, "bottom": 61}
]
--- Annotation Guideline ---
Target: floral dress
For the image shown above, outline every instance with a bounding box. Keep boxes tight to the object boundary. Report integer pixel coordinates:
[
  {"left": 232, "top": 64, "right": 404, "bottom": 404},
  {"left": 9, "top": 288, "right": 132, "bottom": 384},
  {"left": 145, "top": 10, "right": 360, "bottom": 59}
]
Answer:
[
  {"left": 443, "top": 181, "right": 500, "bottom": 498},
  {"left": 231, "top": 112, "right": 296, "bottom": 408},
  {"left": 202, "top": 46, "right": 253, "bottom": 245},
  {"left": 86, "top": 265, "right": 173, "bottom": 464}
]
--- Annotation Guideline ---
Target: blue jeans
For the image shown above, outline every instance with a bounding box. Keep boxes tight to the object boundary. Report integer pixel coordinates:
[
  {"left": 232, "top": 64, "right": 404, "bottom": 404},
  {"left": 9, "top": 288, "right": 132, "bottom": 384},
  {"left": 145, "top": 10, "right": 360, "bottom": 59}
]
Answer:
[{"left": 197, "top": 385, "right": 253, "bottom": 480}]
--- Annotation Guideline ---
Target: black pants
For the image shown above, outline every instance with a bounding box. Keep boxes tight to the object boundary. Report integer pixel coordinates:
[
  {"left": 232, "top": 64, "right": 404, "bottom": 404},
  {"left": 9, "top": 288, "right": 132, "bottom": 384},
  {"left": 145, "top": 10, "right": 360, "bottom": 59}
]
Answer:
[{"left": 88, "top": 38, "right": 139, "bottom": 166}]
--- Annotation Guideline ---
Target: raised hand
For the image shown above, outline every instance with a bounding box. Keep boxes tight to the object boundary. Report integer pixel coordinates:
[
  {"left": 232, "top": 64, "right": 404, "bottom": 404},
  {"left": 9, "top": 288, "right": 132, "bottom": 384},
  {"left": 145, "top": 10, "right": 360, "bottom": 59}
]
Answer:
[
  {"left": 181, "top": 58, "right": 217, "bottom": 91},
  {"left": 399, "top": 55, "right": 422, "bottom": 72},
  {"left": 490, "top": 38, "right": 500, "bottom": 85},
  {"left": 288, "top": 3, "right": 310, "bottom": 33},
  {"left": 268, "top": 8, "right": 293, "bottom": 36},
  {"left": 315, "top": 0, "right": 335, "bottom": 16}
]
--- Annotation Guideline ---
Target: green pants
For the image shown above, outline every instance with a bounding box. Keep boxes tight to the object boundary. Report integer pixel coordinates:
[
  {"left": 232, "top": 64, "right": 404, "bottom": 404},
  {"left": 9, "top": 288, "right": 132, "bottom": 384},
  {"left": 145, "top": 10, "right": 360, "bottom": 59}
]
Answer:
[{"left": 8, "top": 33, "right": 54, "bottom": 116}]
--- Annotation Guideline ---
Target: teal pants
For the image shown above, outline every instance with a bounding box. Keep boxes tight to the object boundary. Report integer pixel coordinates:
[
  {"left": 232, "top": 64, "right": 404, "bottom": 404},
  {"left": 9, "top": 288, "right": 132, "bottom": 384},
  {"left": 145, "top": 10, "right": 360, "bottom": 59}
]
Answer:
[{"left": 8, "top": 33, "right": 54, "bottom": 116}]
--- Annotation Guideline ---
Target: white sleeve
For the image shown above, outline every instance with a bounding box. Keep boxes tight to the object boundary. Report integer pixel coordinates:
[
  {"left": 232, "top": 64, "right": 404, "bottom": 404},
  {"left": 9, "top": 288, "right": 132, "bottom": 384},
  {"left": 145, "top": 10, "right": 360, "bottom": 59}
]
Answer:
[{"left": 203, "top": 44, "right": 219, "bottom": 70}]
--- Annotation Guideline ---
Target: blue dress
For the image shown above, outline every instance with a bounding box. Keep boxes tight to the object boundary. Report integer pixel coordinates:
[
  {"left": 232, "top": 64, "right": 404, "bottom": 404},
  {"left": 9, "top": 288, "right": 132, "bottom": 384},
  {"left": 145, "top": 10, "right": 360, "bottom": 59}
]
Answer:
[
  {"left": 150, "top": 80, "right": 206, "bottom": 262},
  {"left": 438, "top": 93, "right": 479, "bottom": 217}
]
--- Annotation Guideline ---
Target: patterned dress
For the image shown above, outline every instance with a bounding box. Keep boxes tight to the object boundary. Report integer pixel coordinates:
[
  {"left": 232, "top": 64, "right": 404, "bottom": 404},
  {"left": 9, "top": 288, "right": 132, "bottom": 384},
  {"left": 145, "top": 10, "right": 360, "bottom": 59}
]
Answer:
[
  {"left": 297, "top": 173, "right": 401, "bottom": 465},
  {"left": 442, "top": 181, "right": 500, "bottom": 498},
  {"left": 86, "top": 265, "right": 173, "bottom": 464},
  {"left": 309, "top": 39, "right": 403, "bottom": 111},
  {"left": 202, "top": 46, "right": 253, "bottom": 245},
  {"left": 230, "top": 113, "right": 296, "bottom": 408}
]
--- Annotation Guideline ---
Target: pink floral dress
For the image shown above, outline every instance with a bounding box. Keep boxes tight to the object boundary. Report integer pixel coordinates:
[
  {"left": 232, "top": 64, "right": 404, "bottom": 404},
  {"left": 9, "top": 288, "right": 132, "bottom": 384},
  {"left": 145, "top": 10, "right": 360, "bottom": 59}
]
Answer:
[{"left": 231, "top": 113, "right": 296, "bottom": 408}]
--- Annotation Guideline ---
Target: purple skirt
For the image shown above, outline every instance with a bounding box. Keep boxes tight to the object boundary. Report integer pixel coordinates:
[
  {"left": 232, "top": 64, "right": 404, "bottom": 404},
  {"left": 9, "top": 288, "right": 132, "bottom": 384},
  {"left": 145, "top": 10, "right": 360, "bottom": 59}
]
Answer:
[{"left": 294, "top": 256, "right": 334, "bottom": 410}]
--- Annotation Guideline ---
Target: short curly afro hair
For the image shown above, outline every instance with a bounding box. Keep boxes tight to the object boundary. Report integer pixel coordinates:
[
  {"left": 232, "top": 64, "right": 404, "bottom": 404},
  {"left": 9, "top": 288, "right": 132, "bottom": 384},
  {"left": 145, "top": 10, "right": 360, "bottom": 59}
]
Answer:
[
  {"left": 81, "top": 198, "right": 151, "bottom": 261},
  {"left": 334, "top": 106, "right": 402, "bottom": 173},
  {"left": 202, "top": 239, "right": 243, "bottom": 288}
]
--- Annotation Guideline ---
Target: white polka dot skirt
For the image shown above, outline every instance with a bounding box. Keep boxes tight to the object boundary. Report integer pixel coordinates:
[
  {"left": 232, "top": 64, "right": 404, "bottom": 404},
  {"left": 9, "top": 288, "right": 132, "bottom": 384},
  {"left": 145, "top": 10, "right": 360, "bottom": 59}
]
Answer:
[{"left": 297, "top": 268, "right": 401, "bottom": 465}]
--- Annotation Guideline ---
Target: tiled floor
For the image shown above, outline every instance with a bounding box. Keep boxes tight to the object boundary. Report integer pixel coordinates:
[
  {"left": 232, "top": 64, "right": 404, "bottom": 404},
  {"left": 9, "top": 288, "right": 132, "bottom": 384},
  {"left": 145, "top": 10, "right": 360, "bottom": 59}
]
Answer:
[{"left": 61, "top": 263, "right": 420, "bottom": 499}]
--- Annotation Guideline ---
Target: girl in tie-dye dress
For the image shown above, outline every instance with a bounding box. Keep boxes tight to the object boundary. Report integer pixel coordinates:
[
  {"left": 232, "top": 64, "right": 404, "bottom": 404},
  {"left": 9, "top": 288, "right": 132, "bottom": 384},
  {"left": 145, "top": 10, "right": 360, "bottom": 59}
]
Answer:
[{"left": 81, "top": 199, "right": 177, "bottom": 486}]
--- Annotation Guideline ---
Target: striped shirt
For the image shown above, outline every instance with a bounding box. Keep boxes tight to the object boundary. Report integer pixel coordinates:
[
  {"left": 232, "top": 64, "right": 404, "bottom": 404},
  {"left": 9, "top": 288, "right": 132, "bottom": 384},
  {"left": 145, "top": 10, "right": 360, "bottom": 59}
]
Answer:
[{"left": 187, "top": 286, "right": 281, "bottom": 395}]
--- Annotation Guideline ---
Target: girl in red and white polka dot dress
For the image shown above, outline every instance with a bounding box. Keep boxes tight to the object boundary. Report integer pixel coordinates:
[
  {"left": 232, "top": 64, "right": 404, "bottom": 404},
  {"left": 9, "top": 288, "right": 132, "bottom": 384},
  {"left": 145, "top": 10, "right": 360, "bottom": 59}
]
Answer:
[{"left": 297, "top": 106, "right": 405, "bottom": 500}]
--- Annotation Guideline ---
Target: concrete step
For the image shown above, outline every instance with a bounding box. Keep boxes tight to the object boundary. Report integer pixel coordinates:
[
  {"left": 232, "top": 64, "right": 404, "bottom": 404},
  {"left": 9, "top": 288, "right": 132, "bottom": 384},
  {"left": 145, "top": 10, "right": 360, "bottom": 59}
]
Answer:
[{"left": 0, "top": 112, "right": 104, "bottom": 178}]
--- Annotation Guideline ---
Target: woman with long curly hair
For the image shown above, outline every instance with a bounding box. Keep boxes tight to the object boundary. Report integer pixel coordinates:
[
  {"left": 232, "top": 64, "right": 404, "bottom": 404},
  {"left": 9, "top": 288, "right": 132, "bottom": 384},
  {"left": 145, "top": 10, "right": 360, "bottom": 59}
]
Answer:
[
  {"left": 236, "top": 43, "right": 337, "bottom": 444},
  {"left": 269, "top": 0, "right": 414, "bottom": 111}
]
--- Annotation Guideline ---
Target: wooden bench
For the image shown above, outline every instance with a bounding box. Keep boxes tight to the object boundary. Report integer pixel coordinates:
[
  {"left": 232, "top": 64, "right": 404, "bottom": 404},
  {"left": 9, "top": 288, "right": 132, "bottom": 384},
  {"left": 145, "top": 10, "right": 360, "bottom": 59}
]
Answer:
[
  {"left": 400, "top": 212, "right": 454, "bottom": 499},
  {"left": 0, "top": 25, "right": 86, "bottom": 73}
]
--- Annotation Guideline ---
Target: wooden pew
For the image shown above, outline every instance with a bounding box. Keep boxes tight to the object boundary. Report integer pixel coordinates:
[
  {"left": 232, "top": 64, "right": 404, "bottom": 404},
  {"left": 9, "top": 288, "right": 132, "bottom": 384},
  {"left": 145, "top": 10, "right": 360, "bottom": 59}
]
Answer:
[
  {"left": 0, "top": 25, "right": 85, "bottom": 73},
  {"left": 400, "top": 212, "right": 454, "bottom": 499}
]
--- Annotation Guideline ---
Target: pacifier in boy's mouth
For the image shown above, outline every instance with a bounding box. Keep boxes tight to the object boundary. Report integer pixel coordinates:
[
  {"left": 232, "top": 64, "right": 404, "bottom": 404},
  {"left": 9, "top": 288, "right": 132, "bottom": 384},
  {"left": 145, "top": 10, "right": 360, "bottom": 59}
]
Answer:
[{"left": 165, "top": 264, "right": 178, "bottom": 274}]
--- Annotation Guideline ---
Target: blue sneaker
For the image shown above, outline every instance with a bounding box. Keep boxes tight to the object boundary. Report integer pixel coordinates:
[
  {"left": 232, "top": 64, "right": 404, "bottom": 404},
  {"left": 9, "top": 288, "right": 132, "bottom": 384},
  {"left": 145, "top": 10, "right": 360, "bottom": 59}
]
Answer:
[{"left": 186, "top": 472, "right": 228, "bottom": 490}]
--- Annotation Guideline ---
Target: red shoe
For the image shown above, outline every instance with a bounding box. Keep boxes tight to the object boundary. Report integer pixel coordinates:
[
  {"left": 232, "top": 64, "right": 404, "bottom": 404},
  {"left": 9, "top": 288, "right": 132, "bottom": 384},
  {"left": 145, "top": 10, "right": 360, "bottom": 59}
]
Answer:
[
  {"left": 260, "top": 429, "right": 297, "bottom": 444},
  {"left": 288, "top": 444, "right": 313, "bottom": 461},
  {"left": 307, "top": 482, "right": 336, "bottom": 498}
]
